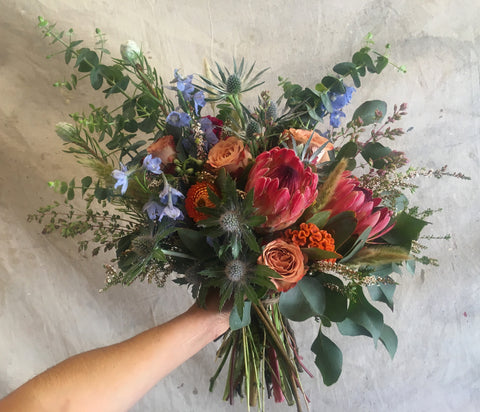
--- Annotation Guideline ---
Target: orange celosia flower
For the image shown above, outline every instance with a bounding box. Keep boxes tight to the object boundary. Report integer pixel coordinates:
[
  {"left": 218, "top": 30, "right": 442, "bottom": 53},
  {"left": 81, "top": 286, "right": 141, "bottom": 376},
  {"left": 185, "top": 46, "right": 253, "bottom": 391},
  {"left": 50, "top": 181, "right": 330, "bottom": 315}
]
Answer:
[
  {"left": 185, "top": 182, "right": 218, "bottom": 222},
  {"left": 283, "top": 222, "right": 336, "bottom": 262}
]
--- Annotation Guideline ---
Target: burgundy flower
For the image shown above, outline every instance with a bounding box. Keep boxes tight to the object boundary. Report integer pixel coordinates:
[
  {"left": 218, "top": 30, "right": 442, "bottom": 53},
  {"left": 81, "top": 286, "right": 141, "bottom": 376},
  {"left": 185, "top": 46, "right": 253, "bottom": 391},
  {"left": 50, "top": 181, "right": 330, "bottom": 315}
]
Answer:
[
  {"left": 323, "top": 171, "right": 393, "bottom": 240},
  {"left": 245, "top": 148, "right": 318, "bottom": 232}
]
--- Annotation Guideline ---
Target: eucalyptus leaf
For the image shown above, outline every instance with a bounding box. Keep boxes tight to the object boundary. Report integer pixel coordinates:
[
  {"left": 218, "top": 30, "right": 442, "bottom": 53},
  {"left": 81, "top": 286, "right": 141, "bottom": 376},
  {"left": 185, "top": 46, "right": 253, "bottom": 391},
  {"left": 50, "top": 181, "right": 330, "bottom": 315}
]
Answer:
[
  {"left": 279, "top": 276, "right": 325, "bottom": 321},
  {"left": 311, "top": 329, "right": 343, "bottom": 386},
  {"left": 307, "top": 210, "right": 331, "bottom": 229},
  {"left": 346, "top": 287, "right": 384, "bottom": 343},
  {"left": 352, "top": 100, "right": 387, "bottom": 125}
]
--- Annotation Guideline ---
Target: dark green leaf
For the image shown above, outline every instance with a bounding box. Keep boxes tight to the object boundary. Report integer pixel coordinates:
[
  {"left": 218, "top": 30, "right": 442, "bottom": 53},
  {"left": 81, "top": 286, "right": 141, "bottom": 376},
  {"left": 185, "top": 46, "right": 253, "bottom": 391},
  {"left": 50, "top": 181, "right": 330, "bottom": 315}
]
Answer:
[
  {"left": 67, "top": 187, "right": 74, "bottom": 201},
  {"left": 302, "top": 248, "right": 342, "bottom": 261},
  {"left": 75, "top": 49, "right": 99, "bottom": 73},
  {"left": 90, "top": 65, "right": 104, "bottom": 90},
  {"left": 323, "top": 211, "right": 357, "bottom": 249},
  {"left": 361, "top": 142, "right": 392, "bottom": 169},
  {"left": 177, "top": 228, "right": 214, "bottom": 259},
  {"left": 255, "top": 264, "right": 281, "bottom": 279},
  {"left": 367, "top": 283, "right": 396, "bottom": 311},
  {"left": 346, "top": 287, "right": 384, "bottom": 343},
  {"left": 336, "top": 141, "right": 358, "bottom": 160},
  {"left": 317, "top": 272, "right": 347, "bottom": 322},
  {"left": 333, "top": 62, "right": 356, "bottom": 76},
  {"left": 337, "top": 317, "right": 370, "bottom": 337},
  {"left": 230, "top": 300, "right": 252, "bottom": 330},
  {"left": 307, "top": 210, "right": 330, "bottom": 229},
  {"left": 311, "top": 328, "right": 343, "bottom": 386},
  {"left": 60, "top": 181, "right": 68, "bottom": 194},
  {"left": 279, "top": 276, "right": 325, "bottom": 321},
  {"left": 81, "top": 176, "right": 92, "bottom": 197},
  {"left": 352, "top": 100, "right": 387, "bottom": 126},
  {"left": 376, "top": 55, "right": 389, "bottom": 73},
  {"left": 321, "top": 76, "right": 346, "bottom": 94},
  {"left": 340, "top": 227, "right": 372, "bottom": 263},
  {"left": 382, "top": 212, "right": 429, "bottom": 251}
]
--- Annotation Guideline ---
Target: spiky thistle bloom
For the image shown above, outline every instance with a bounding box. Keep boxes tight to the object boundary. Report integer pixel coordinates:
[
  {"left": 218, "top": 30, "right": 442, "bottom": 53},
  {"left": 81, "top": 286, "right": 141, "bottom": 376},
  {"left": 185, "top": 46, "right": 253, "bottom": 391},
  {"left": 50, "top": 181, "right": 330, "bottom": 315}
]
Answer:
[
  {"left": 194, "top": 169, "right": 265, "bottom": 259},
  {"left": 196, "top": 58, "right": 269, "bottom": 101}
]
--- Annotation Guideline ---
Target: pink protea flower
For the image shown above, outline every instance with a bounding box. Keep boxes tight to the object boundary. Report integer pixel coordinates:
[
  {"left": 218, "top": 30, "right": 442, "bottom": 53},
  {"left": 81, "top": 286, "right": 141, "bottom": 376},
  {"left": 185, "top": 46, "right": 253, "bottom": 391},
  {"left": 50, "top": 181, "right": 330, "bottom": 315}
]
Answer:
[
  {"left": 245, "top": 147, "right": 318, "bottom": 232},
  {"left": 323, "top": 171, "right": 393, "bottom": 240}
]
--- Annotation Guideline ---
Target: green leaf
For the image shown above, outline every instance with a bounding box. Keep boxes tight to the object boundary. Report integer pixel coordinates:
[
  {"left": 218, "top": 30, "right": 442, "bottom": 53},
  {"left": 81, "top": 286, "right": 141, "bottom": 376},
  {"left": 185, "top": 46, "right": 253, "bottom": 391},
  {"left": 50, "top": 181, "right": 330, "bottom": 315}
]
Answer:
[
  {"left": 255, "top": 264, "right": 281, "bottom": 279},
  {"left": 379, "top": 324, "right": 397, "bottom": 359},
  {"left": 229, "top": 300, "right": 251, "bottom": 331},
  {"left": 375, "top": 55, "right": 389, "bottom": 73},
  {"left": 75, "top": 49, "right": 99, "bottom": 73},
  {"left": 321, "top": 76, "right": 346, "bottom": 94},
  {"left": 81, "top": 176, "right": 92, "bottom": 197},
  {"left": 337, "top": 317, "right": 370, "bottom": 337},
  {"left": 352, "top": 51, "right": 376, "bottom": 73},
  {"left": 340, "top": 227, "right": 372, "bottom": 263},
  {"left": 345, "top": 287, "right": 384, "bottom": 343},
  {"left": 323, "top": 211, "right": 357, "bottom": 249},
  {"left": 90, "top": 64, "right": 104, "bottom": 90},
  {"left": 336, "top": 141, "right": 358, "bottom": 160},
  {"left": 311, "top": 328, "right": 343, "bottom": 386},
  {"left": 382, "top": 212, "right": 429, "bottom": 251},
  {"left": 352, "top": 100, "right": 387, "bottom": 125},
  {"left": 333, "top": 62, "right": 356, "bottom": 76},
  {"left": 151, "top": 248, "right": 166, "bottom": 261},
  {"left": 307, "top": 210, "right": 330, "bottom": 229},
  {"left": 301, "top": 248, "right": 342, "bottom": 261},
  {"left": 361, "top": 142, "right": 392, "bottom": 169},
  {"left": 59, "top": 181, "right": 68, "bottom": 194},
  {"left": 279, "top": 276, "right": 325, "bottom": 321},
  {"left": 317, "top": 272, "right": 347, "bottom": 322},
  {"left": 368, "top": 283, "right": 396, "bottom": 311},
  {"left": 177, "top": 228, "right": 213, "bottom": 259}
]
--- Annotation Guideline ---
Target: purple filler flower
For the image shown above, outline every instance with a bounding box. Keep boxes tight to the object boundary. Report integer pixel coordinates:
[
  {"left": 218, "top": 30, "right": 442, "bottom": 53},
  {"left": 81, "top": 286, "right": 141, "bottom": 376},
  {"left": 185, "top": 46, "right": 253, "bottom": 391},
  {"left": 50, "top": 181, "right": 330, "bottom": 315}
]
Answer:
[
  {"left": 193, "top": 91, "right": 206, "bottom": 115},
  {"left": 329, "top": 86, "right": 355, "bottom": 110},
  {"left": 143, "top": 200, "right": 165, "bottom": 221},
  {"left": 166, "top": 111, "right": 191, "bottom": 128},
  {"left": 112, "top": 163, "right": 130, "bottom": 195},
  {"left": 330, "top": 110, "right": 346, "bottom": 128},
  {"left": 142, "top": 154, "right": 163, "bottom": 174},
  {"left": 174, "top": 69, "right": 195, "bottom": 100}
]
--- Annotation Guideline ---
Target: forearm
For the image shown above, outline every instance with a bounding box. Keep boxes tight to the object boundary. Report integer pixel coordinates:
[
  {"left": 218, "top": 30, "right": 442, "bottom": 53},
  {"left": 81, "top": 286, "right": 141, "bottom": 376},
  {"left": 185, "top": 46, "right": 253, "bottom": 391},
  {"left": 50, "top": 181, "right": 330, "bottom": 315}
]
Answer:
[{"left": 0, "top": 303, "right": 229, "bottom": 412}]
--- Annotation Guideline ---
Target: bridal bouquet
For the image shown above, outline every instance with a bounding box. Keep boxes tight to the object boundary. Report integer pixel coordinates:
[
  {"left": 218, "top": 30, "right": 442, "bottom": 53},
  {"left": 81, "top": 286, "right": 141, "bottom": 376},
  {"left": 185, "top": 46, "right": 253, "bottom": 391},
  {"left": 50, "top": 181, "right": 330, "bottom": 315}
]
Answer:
[{"left": 30, "top": 17, "right": 467, "bottom": 411}]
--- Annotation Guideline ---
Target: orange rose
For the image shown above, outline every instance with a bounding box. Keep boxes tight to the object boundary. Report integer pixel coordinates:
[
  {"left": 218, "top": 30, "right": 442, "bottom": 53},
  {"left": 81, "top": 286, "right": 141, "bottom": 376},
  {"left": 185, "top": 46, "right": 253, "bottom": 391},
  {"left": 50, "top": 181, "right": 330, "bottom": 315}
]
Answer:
[
  {"left": 258, "top": 239, "right": 307, "bottom": 292},
  {"left": 207, "top": 136, "right": 252, "bottom": 175},
  {"left": 283, "top": 128, "right": 334, "bottom": 164},
  {"left": 147, "top": 135, "right": 177, "bottom": 165}
]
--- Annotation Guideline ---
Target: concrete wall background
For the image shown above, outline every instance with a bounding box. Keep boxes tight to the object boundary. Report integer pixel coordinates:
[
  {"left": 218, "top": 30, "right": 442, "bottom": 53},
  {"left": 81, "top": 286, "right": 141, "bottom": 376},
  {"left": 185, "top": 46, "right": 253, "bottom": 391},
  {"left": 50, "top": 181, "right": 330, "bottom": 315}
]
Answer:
[{"left": 0, "top": 0, "right": 479, "bottom": 411}]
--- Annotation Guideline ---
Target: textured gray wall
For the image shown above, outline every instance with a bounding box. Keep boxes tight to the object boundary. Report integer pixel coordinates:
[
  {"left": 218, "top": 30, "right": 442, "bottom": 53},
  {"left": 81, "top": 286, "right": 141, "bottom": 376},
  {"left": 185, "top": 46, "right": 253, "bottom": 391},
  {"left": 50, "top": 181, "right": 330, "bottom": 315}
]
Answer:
[{"left": 0, "top": 1, "right": 479, "bottom": 411}]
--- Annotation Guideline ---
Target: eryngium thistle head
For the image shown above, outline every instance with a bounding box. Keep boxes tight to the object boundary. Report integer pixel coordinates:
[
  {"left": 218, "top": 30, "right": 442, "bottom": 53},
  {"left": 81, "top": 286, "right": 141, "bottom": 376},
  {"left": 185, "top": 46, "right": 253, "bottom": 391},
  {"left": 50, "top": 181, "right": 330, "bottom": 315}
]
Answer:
[
  {"left": 265, "top": 101, "right": 277, "bottom": 122},
  {"left": 246, "top": 121, "right": 261, "bottom": 138},
  {"left": 226, "top": 74, "right": 242, "bottom": 94},
  {"left": 131, "top": 235, "right": 155, "bottom": 257},
  {"left": 219, "top": 210, "right": 242, "bottom": 234},
  {"left": 225, "top": 259, "right": 247, "bottom": 282}
]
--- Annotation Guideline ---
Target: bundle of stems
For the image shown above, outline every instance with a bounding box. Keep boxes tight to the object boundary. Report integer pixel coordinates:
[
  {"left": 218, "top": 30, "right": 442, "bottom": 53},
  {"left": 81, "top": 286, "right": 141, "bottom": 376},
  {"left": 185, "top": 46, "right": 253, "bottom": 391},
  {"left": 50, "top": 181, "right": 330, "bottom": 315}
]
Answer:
[{"left": 210, "top": 301, "right": 311, "bottom": 412}]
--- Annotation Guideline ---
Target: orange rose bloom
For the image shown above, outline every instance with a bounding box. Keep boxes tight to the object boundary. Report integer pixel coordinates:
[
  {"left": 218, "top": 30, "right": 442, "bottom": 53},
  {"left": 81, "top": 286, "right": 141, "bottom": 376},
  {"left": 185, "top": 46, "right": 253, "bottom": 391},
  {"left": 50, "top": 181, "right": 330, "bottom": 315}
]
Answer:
[
  {"left": 207, "top": 136, "right": 252, "bottom": 175},
  {"left": 282, "top": 128, "right": 334, "bottom": 164},
  {"left": 147, "top": 135, "right": 177, "bottom": 165},
  {"left": 258, "top": 239, "right": 307, "bottom": 292}
]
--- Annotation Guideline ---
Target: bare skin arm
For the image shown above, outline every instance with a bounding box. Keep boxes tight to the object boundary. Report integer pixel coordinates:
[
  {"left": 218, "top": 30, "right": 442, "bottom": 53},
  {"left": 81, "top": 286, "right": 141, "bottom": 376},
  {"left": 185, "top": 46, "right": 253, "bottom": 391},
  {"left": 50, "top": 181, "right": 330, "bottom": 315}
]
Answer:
[{"left": 0, "top": 301, "right": 230, "bottom": 412}]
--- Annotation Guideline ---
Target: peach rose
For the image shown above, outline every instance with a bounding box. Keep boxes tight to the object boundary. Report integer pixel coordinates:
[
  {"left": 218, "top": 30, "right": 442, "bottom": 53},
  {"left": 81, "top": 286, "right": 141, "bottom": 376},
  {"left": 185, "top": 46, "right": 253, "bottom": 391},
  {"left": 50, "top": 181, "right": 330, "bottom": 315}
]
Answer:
[
  {"left": 258, "top": 239, "right": 307, "bottom": 292},
  {"left": 207, "top": 136, "right": 252, "bottom": 175},
  {"left": 147, "top": 135, "right": 177, "bottom": 165},
  {"left": 283, "top": 128, "right": 334, "bottom": 164}
]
